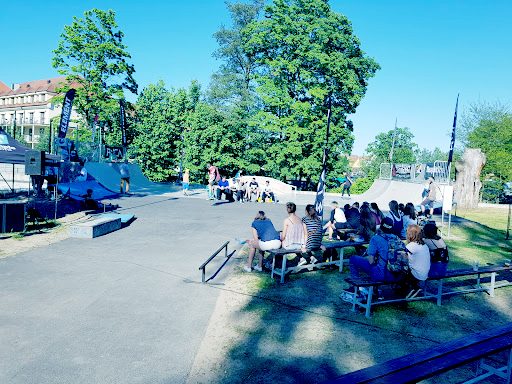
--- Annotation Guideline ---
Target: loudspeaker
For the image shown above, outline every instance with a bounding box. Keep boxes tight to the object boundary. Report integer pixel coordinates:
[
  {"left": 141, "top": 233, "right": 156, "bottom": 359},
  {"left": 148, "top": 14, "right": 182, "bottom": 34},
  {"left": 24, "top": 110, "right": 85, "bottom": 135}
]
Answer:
[
  {"left": 25, "top": 150, "right": 44, "bottom": 175},
  {"left": 0, "top": 202, "right": 25, "bottom": 233}
]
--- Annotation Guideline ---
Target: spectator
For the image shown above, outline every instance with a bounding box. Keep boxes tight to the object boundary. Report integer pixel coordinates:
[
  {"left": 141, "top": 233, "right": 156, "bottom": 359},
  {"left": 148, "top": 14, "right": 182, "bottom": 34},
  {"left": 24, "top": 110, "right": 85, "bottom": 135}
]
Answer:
[
  {"left": 401, "top": 202, "right": 417, "bottom": 238},
  {"left": 370, "top": 202, "right": 385, "bottom": 227},
  {"left": 119, "top": 159, "right": 130, "bottom": 194},
  {"left": 344, "top": 202, "right": 362, "bottom": 232},
  {"left": 245, "top": 211, "right": 281, "bottom": 272},
  {"left": 246, "top": 177, "right": 260, "bottom": 202},
  {"left": 299, "top": 204, "right": 325, "bottom": 266},
  {"left": 216, "top": 176, "right": 232, "bottom": 201},
  {"left": 261, "top": 180, "right": 276, "bottom": 203},
  {"left": 403, "top": 224, "right": 431, "bottom": 298},
  {"left": 281, "top": 202, "right": 305, "bottom": 251},
  {"left": 235, "top": 180, "right": 245, "bottom": 203},
  {"left": 207, "top": 164, "right": 220, "bottom": 199},
  {"left": 323, "top": 201, "right": 347, "bottom": 241},
  {"left": 424, "top": 223, "right": 449, "bottom": 277},
  {"left": 358, "top": 204, "right": 377, "bottom": 241},
  {"left": 386, "top": 200, "right": 403, "bottom": 237},
  {"left": 348, "top": 217, "right": 403, "bottom": 284}
]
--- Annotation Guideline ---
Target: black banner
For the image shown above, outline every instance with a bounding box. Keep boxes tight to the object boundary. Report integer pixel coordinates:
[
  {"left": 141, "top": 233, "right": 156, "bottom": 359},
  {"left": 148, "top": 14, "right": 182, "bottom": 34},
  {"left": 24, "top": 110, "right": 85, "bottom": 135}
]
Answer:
[
  {"left": 58, "top": 89, "right": 76, "bottom": 138},
  {"left": 392, "top": 163, "right": 412, "bottom": 179},
  {"left": 448, "top": 94, "right": 459, "bottom": 163},
  {"left": 104, "top": 145, "right": 125, "bottom": 160},
  {"left": 119, "top": 99, "right": 126, "bottom": 147}
]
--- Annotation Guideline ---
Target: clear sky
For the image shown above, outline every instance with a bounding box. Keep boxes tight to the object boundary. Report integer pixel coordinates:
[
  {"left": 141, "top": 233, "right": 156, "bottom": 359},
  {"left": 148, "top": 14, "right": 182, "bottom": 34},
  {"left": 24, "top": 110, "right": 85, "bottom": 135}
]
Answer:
[{"left": 1, "top": 0, "right": 511, "bottom": 155}]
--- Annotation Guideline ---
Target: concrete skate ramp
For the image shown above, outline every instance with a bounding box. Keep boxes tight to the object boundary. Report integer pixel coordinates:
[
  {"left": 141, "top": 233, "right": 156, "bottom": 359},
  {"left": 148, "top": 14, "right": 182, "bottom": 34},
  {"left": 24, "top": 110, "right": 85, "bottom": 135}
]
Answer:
[
  {"left": 84, "top": 162, "right": 181, "bottom": 194},
  {"left": 344, "top": 179, "right": 433, "bottom": 208}
]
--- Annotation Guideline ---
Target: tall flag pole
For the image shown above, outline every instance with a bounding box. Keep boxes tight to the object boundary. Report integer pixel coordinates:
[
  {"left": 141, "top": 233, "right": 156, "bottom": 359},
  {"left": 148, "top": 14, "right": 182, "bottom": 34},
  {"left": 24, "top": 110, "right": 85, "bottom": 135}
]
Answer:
[
  {"left": 448, "top": 94, "right": 459, "bottom": 163},
  {"left": 389, "top": 117, "right": 397, "bottom": 163},
  {"left": 314, "top": 95, "right": 332, "bottom": 218},
  {"left": 57, "top": 89, "right": 76, "bottom": 138},
  {"left": 119, "top": 99, "right": 127, "bottom": 158}
]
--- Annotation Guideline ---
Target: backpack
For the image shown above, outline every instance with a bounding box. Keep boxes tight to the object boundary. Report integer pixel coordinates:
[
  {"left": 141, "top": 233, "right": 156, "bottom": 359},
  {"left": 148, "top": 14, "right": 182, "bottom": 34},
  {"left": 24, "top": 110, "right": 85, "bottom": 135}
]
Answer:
[{"left": 379, "top": 233, "right": 409, "bottom": 276}]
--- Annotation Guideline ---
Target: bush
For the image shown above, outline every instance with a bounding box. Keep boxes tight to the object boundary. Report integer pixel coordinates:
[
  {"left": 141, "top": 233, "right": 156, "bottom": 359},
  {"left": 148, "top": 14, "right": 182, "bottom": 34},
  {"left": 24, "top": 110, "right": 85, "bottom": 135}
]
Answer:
[{"left": 326, "top": 176, "right": 375, "bottom": 194}]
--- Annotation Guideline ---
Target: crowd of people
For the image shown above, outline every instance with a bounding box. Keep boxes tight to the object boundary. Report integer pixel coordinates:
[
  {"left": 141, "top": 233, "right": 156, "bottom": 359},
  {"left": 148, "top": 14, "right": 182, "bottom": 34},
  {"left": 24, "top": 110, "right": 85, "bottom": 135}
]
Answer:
[
  {"left": 201, "top": 165, "right": 277, "bottom": 203},
  {"left": 244, "top": 197, "right": 449, "bottom": 301}
]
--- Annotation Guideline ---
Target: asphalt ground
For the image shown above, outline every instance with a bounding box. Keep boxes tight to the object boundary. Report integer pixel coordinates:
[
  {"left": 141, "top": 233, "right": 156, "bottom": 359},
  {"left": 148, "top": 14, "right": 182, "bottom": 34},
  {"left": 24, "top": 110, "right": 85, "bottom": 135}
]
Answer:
[{"left": 0, "top": 188, "right": 316, "bottom": 383}]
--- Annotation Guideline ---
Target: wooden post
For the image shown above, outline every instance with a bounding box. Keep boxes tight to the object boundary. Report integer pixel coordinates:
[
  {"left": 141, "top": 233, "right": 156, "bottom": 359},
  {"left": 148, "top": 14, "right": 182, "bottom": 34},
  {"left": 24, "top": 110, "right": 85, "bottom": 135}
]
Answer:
[{"left": 507, "top": 204, "right": 511, "bottom": 240}]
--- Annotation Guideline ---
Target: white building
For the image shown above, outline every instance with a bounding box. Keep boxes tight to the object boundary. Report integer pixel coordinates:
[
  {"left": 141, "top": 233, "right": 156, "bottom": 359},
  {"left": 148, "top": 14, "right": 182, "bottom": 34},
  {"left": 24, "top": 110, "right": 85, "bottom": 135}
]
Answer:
[{"left": 0, "top": 76, "right": 80, "bottom": 148}]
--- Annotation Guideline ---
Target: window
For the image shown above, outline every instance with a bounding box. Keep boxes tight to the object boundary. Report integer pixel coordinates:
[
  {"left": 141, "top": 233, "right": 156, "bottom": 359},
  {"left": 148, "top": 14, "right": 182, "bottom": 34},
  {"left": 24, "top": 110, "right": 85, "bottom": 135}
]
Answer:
[
  {"left": 28, "top": 128, "right": 33, "bottom": 141},
  {"left": 29, "top": 112, "right": 34, "bottom": 123},
  {"left": 40, "top": 112, "right": 45, "bottom": 124}
]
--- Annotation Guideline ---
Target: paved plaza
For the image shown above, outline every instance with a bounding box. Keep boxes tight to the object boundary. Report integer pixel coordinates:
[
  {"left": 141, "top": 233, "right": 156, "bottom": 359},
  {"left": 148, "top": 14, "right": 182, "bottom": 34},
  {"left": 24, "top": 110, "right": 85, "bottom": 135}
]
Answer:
[{"left": 0, "top": 188, "right": 312, "bottom": 383}]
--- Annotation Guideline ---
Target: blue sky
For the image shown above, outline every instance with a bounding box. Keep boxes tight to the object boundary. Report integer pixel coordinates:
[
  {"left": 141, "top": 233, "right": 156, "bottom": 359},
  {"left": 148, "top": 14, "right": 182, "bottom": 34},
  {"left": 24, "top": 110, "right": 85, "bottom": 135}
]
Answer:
[{"left": 1, "top": 0, "right": 511, "bottom": 155}]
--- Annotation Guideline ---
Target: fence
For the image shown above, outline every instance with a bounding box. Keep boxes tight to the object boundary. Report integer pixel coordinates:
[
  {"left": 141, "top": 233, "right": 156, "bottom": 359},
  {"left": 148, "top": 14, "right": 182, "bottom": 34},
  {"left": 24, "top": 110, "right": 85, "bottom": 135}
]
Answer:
[{"left": 380, "top": 161, "right": 451, "bottom": 185}]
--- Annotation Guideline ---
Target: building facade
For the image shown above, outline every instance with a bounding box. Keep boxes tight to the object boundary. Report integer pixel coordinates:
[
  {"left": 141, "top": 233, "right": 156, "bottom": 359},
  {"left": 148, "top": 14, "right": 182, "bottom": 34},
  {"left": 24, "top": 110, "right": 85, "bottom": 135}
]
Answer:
[{"left": 0, "top": 77, "right": 80, "bottom": 148}]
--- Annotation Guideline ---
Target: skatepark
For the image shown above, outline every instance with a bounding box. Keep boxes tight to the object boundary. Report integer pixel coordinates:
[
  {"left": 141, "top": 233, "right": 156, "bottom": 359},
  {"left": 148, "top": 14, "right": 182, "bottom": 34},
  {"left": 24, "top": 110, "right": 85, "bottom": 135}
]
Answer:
[{"left": 0, "top": 163, "right": 465, "bottom": 383}]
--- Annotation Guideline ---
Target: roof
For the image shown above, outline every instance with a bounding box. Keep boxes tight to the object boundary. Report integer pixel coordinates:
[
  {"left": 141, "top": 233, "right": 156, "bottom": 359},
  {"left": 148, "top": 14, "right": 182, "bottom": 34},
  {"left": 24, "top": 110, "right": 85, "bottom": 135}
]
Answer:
[{"left": 0, "top": 76, "right": 78, "bottom": 97}]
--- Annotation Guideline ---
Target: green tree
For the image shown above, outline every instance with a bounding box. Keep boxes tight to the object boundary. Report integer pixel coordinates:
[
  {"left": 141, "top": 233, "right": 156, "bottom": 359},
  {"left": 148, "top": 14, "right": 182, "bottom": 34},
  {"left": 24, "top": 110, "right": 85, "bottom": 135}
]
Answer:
[
  {"left": 52, "top": 8, "right": 137, "bottom": 141},
  {"left": 244, "top": 0, "right": 380, "bottom": 182},
  {"left": 415, "top": 147, "right": 449, "bottom": 163},
  {"left": 208, "top": 0, "right": 264, "bottom": 115},
  {"left": 467, "top": 109, "right": 512, "bottom": 181},
  {"left": 363, "top": 127, "right": 418, "bottom": 177}
]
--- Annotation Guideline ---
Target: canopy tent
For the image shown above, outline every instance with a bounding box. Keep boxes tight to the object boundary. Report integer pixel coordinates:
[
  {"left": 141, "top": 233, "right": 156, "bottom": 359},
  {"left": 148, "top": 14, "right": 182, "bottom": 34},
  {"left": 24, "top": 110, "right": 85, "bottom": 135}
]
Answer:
[{"left": 0, "top": 128, "right": 31, "bottom": 164}]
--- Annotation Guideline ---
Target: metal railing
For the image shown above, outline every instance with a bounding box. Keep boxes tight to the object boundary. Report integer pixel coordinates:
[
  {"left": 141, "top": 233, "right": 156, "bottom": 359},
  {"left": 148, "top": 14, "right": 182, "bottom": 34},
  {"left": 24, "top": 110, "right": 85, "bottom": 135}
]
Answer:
[
  {"left": 199, "top": 241, "right": 230, "bottom": 283},
  {"left": 0, "top": 118, "right": 50, "bottom": 126},
  {"left": 379, "top": 162, "right": 451, "bottom": 185}
]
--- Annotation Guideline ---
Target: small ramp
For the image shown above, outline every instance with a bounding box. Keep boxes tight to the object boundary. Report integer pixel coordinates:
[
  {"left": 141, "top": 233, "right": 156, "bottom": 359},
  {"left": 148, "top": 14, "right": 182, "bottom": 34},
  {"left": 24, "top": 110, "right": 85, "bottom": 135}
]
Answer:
[{"left": 58, "top": 180, "right": 118, "bottom": 201}]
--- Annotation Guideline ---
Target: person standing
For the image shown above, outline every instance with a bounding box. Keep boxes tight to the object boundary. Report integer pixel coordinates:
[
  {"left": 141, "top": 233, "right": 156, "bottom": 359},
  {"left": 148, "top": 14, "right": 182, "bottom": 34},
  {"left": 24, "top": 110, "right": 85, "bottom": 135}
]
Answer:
[
  {"left": 420, "top": 177, "right": 438, "bottom": 217},
  {"left": 182, "top": 169, "right": 190, "bottom": 196},
  {"left": 207, "top": 164, "right": 220, "bottom": 199},
  {"left": 120, "top": 159, "right": 130, "bottom": 194},
  {"left": 342, "top": 171, "right": 352, "bottom": 197}
]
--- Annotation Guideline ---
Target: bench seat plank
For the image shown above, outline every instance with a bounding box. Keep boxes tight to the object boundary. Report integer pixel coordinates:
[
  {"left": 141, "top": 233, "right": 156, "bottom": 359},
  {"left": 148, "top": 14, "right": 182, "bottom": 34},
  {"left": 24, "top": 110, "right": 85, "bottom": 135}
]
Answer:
[{"left": 322, "top": 323, "right": 512, "bottom": 384}]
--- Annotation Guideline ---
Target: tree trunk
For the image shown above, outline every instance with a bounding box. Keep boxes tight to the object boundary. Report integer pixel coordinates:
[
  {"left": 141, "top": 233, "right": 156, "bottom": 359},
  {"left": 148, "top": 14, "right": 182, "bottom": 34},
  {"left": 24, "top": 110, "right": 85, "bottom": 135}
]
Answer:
[{"left": 453, "top": 148, "right": 486, "bottom": 208}]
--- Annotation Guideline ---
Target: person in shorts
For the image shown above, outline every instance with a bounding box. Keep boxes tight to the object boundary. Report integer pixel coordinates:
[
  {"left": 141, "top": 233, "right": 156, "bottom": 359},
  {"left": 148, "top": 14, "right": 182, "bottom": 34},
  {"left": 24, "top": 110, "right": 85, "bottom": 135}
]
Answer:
[
  {"left": 119, "top": 159, "right": 130, "bottom": 194},
  {"left": 207, "top": 164, "right": 220, "bottom": 198},
  {"left": 420, "top": 177, "right": 437, "bottom": 217},
  {"left": 182, "top": 169, "right": 190, "bottom": 196},
  {"left": 244, "top": 211, "right": 281, "bottom": 272}
]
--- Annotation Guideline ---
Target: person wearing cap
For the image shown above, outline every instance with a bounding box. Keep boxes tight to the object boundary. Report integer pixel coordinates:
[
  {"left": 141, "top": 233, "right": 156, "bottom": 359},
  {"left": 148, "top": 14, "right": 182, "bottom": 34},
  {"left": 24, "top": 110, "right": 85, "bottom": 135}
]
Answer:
[{"left": 349, "top": 216, "right": 403, "bottom": 283}]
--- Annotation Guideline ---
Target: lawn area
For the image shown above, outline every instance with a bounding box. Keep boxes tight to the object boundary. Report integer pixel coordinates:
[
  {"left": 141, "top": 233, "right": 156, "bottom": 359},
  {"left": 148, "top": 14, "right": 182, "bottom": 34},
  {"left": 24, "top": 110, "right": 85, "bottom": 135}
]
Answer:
[{"left": 188, "top": 206, "right": 512, "bottom": 384}]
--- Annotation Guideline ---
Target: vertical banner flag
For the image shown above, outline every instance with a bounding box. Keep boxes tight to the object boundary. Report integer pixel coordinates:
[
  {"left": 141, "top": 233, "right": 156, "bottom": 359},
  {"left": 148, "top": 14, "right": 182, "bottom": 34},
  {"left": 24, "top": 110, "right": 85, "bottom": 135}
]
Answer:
[
  {"left": 448, "top": 93, "right": 459, "bottom": 163},
  {"left": 119, "top": 99, "right": 127, "bottom": 147},
  {"left": 91, "top": 114, "right": 99, "bottom": 143},
  {"left": 57, "top": 89, "right": 76, "bottom": 138},
  {"left": 314, "top": 96, "right": 332, "bottom": 218}
]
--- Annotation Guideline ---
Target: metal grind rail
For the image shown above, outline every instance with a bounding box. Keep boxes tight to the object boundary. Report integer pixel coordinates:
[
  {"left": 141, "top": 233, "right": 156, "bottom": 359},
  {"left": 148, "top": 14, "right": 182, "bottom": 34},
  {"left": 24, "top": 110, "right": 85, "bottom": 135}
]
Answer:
[{"left": 199, "top": 241, "right": 231, "bottom": 283}]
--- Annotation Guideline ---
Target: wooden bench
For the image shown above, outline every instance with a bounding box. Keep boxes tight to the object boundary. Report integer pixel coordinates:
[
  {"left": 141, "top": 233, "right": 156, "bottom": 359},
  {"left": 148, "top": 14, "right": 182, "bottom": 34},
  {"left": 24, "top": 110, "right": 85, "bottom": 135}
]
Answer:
[
  {"left": 321, "top": 322, "right": 512, "bottom": 384},
  {"left": 268, "top": 239, "right": 369, "bottom": 283},
  {"left": 343, "top": 265, "right": 512, "bottom": 318}
]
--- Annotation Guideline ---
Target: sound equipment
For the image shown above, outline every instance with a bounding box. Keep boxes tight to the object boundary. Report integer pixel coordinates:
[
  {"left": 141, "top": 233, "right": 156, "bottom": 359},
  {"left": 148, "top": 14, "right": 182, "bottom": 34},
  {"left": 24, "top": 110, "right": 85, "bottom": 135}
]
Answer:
[
  {"left": 25, "top": 150, "right": 45, "bottom": 175},
  {"left": 0, "top": 202, "right": 25, "bottom": 233}
]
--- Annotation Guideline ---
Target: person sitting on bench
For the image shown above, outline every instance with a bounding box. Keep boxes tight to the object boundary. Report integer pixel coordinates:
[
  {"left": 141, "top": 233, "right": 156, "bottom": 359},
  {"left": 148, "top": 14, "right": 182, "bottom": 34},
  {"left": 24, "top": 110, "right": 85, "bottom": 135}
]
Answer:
[
  {"left": 424, "top": 223, "right": 449, "bottom": 277},
  {"left": 246, "top": 177, "right": 260, "bottom": 202},
  {"left": 349, "top": 217, "right": 403, "bottom": 284},
  {"left": 261, "top": 180, "right": 275, "bottom": 202},
  {"left": 216, "top": 176, "right": 233, "bottom": 201},
  {"left": 402, "top": 224, "right": 431, "bottom": 298}
]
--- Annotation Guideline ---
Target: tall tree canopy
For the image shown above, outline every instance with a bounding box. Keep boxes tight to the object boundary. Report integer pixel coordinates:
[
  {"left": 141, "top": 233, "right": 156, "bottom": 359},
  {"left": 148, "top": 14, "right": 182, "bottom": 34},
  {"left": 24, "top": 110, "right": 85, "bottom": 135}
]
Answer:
[
  {"left": 243, "top": 0, "right": 380, "bottom": 181},
  {"left": 52, "top": 8, "right": 137, "bottom": 137},
  {"left": 208, "top": 0, "right": 264, "bottom": 115}
]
